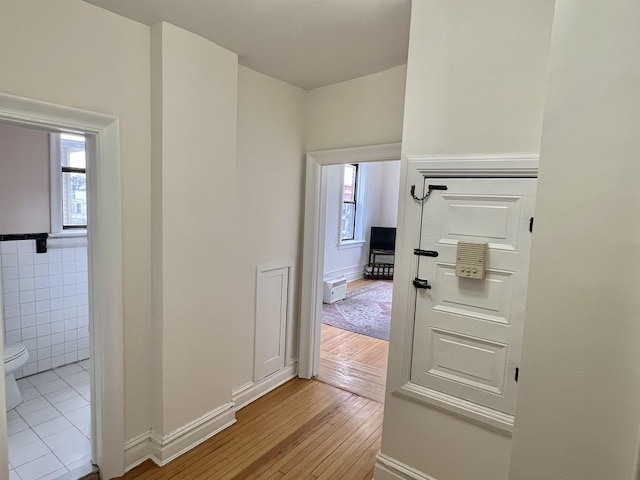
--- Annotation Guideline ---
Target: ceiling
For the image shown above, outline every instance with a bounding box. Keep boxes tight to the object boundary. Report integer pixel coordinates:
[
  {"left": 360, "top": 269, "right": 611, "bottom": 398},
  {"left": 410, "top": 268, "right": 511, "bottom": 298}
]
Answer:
[{"left": 83, "top": 0, "right": 411, "bottom": 90}]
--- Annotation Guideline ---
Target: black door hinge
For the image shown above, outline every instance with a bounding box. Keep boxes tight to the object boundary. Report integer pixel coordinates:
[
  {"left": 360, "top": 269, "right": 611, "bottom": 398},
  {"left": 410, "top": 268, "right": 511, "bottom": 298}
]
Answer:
[
  {"left": 529, "top": 217, "right": 534, "bottom": 233},
  {"left": 515, "top": 367, "right": 519, "bottom": 382},
  {"left": 413, "top": 249, "right": 439, "bottom": 257}
]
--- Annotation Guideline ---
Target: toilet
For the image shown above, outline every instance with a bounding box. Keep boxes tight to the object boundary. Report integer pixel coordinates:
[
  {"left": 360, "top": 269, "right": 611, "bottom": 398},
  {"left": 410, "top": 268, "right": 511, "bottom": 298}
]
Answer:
[{"left": 4, "top": 343, "right": 29, "bottom": 411}]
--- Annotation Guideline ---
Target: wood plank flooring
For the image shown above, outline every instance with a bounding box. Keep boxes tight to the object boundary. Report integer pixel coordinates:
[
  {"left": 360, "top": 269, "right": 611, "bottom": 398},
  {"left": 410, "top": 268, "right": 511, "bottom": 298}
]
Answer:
[
  {"left": 316, "top": 325, "right": 388, "bottom": 404},
  {"left": 117, "top": 279, "right": 390, "bottom": 480},
  {"left": 316, "top": 279, "right": 390, "bottom": 403},
  {"left": 116, "top": 379, "right": 383, "bottom": 480}
]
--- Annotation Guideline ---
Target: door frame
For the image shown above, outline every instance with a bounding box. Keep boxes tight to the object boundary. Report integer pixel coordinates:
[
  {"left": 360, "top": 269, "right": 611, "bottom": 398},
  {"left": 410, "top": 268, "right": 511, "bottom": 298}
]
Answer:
[
  {"left": 0, "top": 93, "right": 125, "bottom": 478},
  {"left": 387, "top": 153, "right": 539, "bottom": 435},
  {"left": 298, "top": 143, "right": 402, "bottom": 379}
]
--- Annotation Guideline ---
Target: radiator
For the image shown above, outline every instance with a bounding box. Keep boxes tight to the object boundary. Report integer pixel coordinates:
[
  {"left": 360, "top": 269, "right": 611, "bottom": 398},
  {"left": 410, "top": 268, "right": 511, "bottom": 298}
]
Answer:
[{"left": 323, "top": 278, "right": 347, "bottom": 304}]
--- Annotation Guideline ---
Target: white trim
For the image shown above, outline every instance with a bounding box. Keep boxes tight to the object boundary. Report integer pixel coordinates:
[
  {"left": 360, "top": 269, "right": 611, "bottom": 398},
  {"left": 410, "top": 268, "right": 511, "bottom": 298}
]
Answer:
[
  {"left": 49, "top": 133, "right": 63, "bottom": 234},
  {"left": 149, "top": 403, "right": 236, "bottom": 466},
  {"left": 124, "top": 432, "right": 153, "bottom": 472},
  {"left": 299, "top": 143, "right": 401, "bottom": 378},
  {"left": 124, "top": 404, "right": 237, "bottom": 471},
  {"left": 386, "top": 152, "right": 538, "bottom": 435},
  {"left": 323, "top": 265, "right": 364, "bottom": 283},
  {"left": 395, "top": 382, "right": 514, "bottom": 435},
  {"left": 254, "top": 259, "right": 296, "bottom": 382},
  {"left": 0, "top": 92, "right": 125, "bottom": 479},
  {"left": 405, "top": 153, "right": 539, "bottom": 178},
  {"left": 232, "top": 363, "right": 297, "bottom": 411},
  {"left": 337, "top": 239, "right": 366, "bottom": 249},
  {"left": 374, "top": 454, "right": 440, "bottom": 480}
]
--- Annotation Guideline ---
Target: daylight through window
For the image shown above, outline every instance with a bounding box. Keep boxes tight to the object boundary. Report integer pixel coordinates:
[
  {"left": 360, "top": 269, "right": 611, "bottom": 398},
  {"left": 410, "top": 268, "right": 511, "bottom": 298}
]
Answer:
[
  {"left": 60, "top": 133, "right": 87, "bottom": 229},
  {"left": 341, "top": 164, "right": 358, "bottom": 241}
]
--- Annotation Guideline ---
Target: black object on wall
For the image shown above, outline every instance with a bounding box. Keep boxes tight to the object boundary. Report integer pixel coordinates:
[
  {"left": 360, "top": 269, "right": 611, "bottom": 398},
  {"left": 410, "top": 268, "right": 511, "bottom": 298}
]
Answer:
[{"left": 0, "top": 232, "right": 48, "bottom": 253}]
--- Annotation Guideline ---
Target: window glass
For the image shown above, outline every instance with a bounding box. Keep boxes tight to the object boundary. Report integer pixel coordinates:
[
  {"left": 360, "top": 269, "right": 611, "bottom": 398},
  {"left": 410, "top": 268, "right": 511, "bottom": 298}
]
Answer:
[
  {"left": 340, "top": 164, "right": 358, "bottom": 241},
  {"left": 60, "top": 134, "right": 87, "bottom": 228}
]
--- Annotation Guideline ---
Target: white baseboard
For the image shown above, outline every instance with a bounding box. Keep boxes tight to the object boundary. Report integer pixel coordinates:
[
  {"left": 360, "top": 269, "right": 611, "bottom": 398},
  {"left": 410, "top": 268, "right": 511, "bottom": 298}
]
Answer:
[
  {"left": 324, "top": 265, "right": 364, "bottom": 283},
  {"left": 124, "top": 431, "right": 153, "bottom": 472},
  {"left": 123, "top": 365, "right": 297, "bottom": 473},
  {"left": 374, "top": 454, "right": 439, "bottom": 480},
  {"left": 150, "top": 402, "right": 236, "bottom": 466},
  {"left": 232, "top": 363, "right": 297, "bottom": 411},
  {"left": 124, "top": 403, "right": 236, "bottom": 471}
]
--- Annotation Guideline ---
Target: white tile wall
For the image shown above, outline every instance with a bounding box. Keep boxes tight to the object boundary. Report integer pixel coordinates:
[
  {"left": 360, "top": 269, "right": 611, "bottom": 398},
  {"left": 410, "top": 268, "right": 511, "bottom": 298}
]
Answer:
[{"left": 1, "top": 237, "right": 89, "bottom": 379}]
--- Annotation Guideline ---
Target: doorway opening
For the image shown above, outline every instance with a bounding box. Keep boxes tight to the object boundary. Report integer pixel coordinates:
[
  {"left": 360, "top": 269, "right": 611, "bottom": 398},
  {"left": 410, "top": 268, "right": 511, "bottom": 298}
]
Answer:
[
  {"left": 2, "top": 125, "right": 93, "bottom": 479},
  {"left": 298, "top": 143, "right": 401, "bottom": 398},
  {"left": 315, "top": 160, "right": 400, "bottom": 402},
  {"left": 0, "top": 93, "right": 124, "bottom": 479}
]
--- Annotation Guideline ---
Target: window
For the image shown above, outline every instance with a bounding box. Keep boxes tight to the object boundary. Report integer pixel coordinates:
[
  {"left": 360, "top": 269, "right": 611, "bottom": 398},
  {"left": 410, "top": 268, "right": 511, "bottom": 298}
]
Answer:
[
  {"left": 51, "top": 133, "right": 87, "bottom": 233},
  {"left": 340, "top": 164, "right": 358, "bottom": 241}
]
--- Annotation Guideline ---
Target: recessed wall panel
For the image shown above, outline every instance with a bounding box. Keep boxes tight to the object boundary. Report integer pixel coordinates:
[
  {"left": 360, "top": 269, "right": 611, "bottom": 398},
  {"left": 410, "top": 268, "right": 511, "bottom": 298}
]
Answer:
[{"left": 427, "top": 328, "right": 507, "bottom": 395}]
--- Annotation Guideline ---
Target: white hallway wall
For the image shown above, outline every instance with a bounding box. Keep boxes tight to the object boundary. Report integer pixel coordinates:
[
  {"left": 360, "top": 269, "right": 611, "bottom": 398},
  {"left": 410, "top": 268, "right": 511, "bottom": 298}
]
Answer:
[
  {"left": 509, "top": 1, "right": 640, "bottom": 478},
  {"left": 233, "top": 66, "right": 306, "bottom": 392},
  {"left": 0, "top": 0, "right": 154, "bottom": 445},
  {"left": 379, "top": 1, "right": 556, "bottom": 480},
  {"left": 150, "top": 20, "right": 238, "bottom": 441}
]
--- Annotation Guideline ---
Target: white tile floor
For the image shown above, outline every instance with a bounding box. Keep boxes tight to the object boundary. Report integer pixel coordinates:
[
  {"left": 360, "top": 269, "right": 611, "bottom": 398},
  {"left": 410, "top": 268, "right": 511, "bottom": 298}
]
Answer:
[{"left": 6, "top": 360, "right": 92, "bottom": 480}]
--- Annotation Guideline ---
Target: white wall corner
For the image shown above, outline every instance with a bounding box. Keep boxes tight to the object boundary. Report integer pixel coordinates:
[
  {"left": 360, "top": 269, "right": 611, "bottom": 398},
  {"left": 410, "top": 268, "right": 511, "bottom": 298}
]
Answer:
[
  {"left": 147, "top": 403, "right": 236, "bottom": 467},
  {"left": 374, "top": 454, "right": 440, "bottom": 480},
  {"left": 233, "top": 363, "right": 297, "bottom": 412}
]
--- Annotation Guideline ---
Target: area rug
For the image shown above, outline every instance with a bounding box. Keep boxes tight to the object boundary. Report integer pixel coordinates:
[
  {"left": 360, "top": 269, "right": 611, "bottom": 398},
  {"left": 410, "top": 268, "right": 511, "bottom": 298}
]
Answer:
[{"left": 322, "top": 281, "right": 393, "bottom": 341}]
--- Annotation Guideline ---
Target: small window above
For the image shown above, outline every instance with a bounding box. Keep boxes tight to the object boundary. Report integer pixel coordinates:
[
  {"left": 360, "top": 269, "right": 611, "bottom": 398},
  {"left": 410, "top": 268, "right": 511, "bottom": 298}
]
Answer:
[{"left": 51, "top": 133, "right": 87, "bottom": 234}]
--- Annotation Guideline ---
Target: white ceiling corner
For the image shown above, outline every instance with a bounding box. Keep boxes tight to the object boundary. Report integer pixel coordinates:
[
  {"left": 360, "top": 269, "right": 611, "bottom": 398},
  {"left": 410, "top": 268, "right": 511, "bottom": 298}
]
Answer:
[{"left": 82, "top": 0, "right": 411, "bottom": 90}]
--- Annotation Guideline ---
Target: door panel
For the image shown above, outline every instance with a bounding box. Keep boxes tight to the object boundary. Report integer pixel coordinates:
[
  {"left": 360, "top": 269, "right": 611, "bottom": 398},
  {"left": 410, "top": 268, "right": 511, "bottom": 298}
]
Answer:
[
  {"left": 255, "top": 266, "right": 289, "bottom": 381},
  {"left": 432, "top": 263, "right": 514, "bottom": 325},
  {"left": 411, "top": 178, "right": 536, "bottom": 415},
  {"left": 428, "top": 328, "right": 508, "bottom": 395}
]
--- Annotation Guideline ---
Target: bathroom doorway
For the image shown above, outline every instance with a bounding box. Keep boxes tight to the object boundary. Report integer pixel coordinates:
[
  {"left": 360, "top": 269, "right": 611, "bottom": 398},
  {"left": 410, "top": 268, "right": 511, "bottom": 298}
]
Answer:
[
  {"left": 2, "top": 125, "right": 93, "bottom": 478},
  {"left": 0, "top": 93, "right": 125, "bottom": 480}
]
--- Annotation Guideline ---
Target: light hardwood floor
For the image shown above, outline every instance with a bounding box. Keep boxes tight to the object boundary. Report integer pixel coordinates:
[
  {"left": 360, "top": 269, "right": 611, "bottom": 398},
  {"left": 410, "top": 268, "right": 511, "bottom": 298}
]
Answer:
[
  {"left": 316, "top": 279, "right": 390, "bottom": 404},
  {"left": 116, "top": 379, "right": 383, "bottom": 480},
  {"left": 116, "top": 279, "right": 390, "bottom": 480}
]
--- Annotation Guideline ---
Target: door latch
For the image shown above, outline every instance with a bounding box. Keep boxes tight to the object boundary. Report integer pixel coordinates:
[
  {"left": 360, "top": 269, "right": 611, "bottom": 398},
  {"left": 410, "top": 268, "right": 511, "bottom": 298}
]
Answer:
[
  {"left": 410, "top": 184, "right": 448, "bottom": 203},
  {"left": 413, "top": 278, "right": 432, "bottom": 290},
  {"left": 413, "top": 249, "right": 438, "bottom": 257}
]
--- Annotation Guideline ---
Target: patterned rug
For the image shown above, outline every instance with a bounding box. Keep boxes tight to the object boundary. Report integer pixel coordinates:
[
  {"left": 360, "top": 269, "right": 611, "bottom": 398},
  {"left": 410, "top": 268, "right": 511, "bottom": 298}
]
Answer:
[{"left": 322, "top": 281, "right": 393, "bottom": 341}]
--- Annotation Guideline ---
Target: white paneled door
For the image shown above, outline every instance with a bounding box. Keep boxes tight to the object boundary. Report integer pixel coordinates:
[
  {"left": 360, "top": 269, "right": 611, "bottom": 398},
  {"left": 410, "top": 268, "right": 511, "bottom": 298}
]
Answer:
[{"left": 411, "top": 178, "right": 536, "bottom": 415}]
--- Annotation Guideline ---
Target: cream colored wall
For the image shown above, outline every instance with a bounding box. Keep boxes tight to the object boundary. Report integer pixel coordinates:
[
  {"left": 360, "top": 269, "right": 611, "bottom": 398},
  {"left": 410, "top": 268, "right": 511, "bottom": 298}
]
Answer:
[
  {"left": 233, "top": 66, "right": 306, "bottom": 391},
  {"left": 0, "top": 124, "right": 50, "bottom": 235},
  {"left": 0, "top": 0, "right": 152, "bottom": 441},
  {"left": 380, "top": 1, "right": 555, "bottom": 479},
  {"left": 509, "top": 2, "right": 640, "bottom": 478},
  {"left": 401, "top": 1, "right": 554, "bottom": 157},
  {"left": 306, "top": 65, "right": 406, "bottom": 152},
  {"left": 151, "top": 22, "right": 238, "bottom": 433}
]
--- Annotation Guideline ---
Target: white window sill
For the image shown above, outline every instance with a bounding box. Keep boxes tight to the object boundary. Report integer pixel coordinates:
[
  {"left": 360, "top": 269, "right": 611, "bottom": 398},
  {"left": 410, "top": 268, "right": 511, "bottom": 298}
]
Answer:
[
  {"left": 49, "top": 230, "right": 87, "bottom": 239},
  {"left": 338, "top": 240, "right": 366, "bottom": 250}
]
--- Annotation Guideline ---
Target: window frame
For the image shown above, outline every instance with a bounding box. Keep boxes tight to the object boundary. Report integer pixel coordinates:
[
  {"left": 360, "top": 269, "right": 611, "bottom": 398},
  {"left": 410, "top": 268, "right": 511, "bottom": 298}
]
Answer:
[
  {"left": 338, "top": 163, "right": 367, "bottom": 248},
  {"left": 50, "top": 133, "right": 88, "bottom": 235},
  {"left": 340, "top": 163, "right": 359, "bottom": 242}
]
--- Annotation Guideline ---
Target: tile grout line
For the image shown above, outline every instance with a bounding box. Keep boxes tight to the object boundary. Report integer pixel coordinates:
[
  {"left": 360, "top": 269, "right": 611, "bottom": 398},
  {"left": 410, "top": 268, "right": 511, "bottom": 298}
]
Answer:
[{"left": 7, "top": 361, "right": 93, "bottom": 478}]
